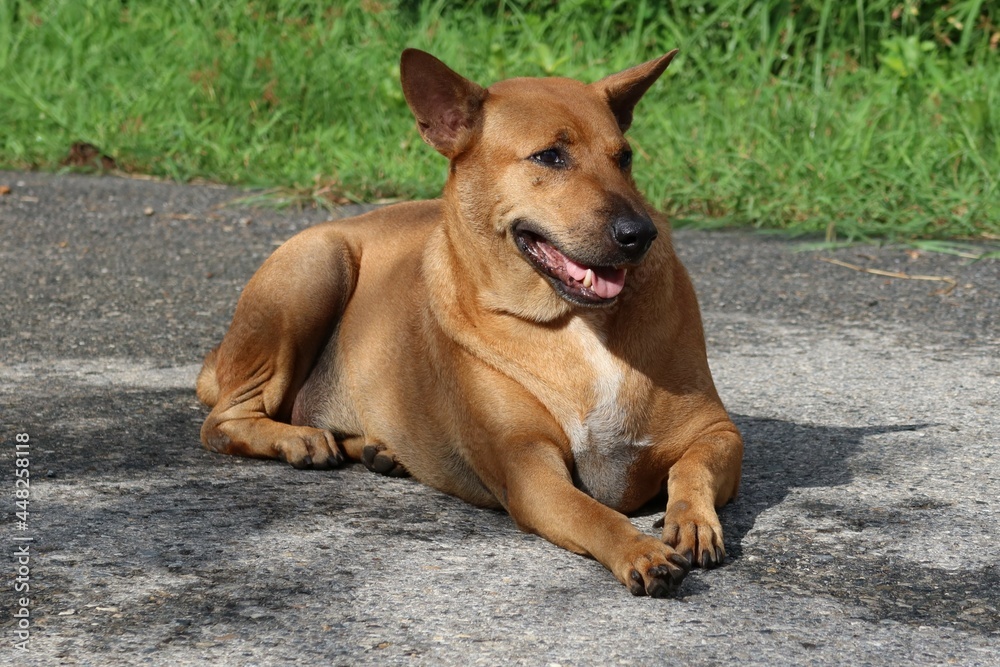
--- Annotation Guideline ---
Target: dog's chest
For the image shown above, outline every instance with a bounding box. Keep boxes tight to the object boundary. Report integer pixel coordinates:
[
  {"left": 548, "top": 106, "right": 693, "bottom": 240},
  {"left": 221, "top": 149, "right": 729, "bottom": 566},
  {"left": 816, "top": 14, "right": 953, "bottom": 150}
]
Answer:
[{"left": 557, "top": 322, "right": 650, "bottom": 509}]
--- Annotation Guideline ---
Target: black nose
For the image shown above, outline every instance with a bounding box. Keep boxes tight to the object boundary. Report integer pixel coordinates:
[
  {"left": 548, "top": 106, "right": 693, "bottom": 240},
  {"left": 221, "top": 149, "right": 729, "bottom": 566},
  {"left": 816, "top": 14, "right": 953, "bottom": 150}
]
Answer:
[{"left": 611, "top": 213, "right": 658, "bottom": 261}]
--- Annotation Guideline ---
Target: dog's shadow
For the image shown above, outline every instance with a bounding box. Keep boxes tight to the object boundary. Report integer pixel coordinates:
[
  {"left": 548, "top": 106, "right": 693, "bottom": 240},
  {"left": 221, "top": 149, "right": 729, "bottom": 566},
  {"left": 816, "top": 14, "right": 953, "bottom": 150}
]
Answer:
[
  {"left": 638, "top": 414, "right": 930, "bottom": 560},
  {"left": 725, "top": 414, "right": 930, "bottom": 556}
]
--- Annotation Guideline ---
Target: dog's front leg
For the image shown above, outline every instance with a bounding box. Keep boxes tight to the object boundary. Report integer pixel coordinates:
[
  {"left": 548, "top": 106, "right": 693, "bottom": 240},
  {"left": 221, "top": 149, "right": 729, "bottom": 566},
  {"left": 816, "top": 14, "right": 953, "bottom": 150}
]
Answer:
[
  {"left": 658, "top": 424, "right": 743, "bottom": 569},
  {"left": 498, "top": 442, "right": 690, "bottom": 597}
]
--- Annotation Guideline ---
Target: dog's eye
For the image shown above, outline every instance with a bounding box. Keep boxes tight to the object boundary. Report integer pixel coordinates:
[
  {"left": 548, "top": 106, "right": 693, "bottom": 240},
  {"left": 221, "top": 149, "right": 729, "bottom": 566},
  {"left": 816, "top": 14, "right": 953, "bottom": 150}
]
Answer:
[
  {"left": 531, "top": 148, "right": 566, "bottom": 167},
  {"left": 618, "top": 149, "right": 633, "bottom": 171}
]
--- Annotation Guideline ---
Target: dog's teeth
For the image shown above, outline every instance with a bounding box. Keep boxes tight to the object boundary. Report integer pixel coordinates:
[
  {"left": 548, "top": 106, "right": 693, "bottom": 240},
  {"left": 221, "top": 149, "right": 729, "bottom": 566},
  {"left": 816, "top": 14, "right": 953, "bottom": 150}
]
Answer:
[{"left": 583, "top": 269, "right": 594, "bottom": 289}]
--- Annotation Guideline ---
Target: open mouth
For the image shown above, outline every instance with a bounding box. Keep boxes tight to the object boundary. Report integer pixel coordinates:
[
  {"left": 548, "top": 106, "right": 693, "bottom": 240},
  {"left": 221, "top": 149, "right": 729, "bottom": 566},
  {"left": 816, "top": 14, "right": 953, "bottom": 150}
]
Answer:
[{"left": 515, "top": 229, "right": 626, "bottom": 305}]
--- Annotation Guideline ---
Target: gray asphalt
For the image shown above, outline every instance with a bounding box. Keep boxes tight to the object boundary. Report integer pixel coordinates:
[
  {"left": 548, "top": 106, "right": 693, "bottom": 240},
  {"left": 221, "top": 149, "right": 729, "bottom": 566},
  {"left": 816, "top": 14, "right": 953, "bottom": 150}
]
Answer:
[{"left": 1, "top": 170, "right": 998, "bottom": 666}]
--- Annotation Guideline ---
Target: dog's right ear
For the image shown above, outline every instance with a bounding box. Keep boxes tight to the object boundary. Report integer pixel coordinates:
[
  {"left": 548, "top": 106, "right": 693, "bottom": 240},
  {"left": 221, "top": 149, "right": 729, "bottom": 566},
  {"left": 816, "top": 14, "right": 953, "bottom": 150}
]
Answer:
[
  {"left": 593, "top": 50, "right": 679, "bottom": 133},
  {"left": 400, "top": 49, "right": 487, "bottom": 159}
]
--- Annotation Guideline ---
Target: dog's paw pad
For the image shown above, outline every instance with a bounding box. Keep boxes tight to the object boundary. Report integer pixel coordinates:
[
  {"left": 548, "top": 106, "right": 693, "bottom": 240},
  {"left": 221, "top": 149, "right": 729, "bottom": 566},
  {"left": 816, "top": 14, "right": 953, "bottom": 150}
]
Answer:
[
  {"left": 628, "top": 569, "right": 646, "bottom": 596},
  {"left": 362, "top": 442, "right": 409, "bottom": 477}
]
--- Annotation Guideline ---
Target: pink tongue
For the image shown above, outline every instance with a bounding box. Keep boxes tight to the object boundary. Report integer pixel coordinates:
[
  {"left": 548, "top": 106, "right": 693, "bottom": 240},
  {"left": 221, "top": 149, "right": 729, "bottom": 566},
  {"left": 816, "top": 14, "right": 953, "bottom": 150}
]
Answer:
[
  {"left": 569, "top": 258, "right": 626, "bottom": 299},
  {"left": 539, "top": 241, "right": 626, "bottom": 299}
]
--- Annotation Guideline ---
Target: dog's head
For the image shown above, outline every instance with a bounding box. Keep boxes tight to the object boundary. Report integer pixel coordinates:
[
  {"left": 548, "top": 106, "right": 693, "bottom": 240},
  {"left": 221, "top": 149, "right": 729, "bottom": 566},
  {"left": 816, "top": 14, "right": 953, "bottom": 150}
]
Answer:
[{"left": 401, "top": 49, "right": 677, "bottom": 321}]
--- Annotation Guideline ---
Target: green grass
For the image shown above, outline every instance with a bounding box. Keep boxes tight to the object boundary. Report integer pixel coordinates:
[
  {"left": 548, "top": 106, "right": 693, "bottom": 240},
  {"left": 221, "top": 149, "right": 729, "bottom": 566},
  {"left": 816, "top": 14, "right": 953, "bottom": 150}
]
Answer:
[{"left": 1, "top": 0, "right": 998, "bottom": 242}]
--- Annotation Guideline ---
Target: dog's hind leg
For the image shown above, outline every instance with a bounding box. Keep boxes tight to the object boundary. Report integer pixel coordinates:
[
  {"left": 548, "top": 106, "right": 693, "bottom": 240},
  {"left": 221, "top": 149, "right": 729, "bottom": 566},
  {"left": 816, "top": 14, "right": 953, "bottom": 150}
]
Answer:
[
  {"left": 195, "top": 347, "right": 220, "bottom": 406},
  {"left": 198, "top": 225, "right": 357, "bottom": 469}
]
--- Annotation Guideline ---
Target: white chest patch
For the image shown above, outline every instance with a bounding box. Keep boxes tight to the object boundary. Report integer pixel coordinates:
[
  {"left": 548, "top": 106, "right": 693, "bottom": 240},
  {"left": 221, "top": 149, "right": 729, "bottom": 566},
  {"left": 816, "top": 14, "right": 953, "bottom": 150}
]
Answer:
[{"left": 561, "top": 320, "right": 650, "bottom": 509}]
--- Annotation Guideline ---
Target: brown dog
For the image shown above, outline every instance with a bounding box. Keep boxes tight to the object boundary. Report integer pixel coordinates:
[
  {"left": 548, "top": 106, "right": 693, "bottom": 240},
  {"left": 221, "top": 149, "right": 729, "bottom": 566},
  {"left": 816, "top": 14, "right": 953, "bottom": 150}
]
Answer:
[{"left": 197, "top": 49, "right": 743, "bottom": 597}]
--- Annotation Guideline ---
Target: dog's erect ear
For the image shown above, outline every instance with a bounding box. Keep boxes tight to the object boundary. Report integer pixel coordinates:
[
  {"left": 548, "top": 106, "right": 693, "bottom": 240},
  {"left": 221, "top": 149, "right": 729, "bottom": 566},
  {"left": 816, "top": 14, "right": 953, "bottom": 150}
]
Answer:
[
  {"left": 400, "top": 49, "right": 487, "bottom": 158},
  {"left": 592, "top": 50, "right": 679, "bottom": 132}
]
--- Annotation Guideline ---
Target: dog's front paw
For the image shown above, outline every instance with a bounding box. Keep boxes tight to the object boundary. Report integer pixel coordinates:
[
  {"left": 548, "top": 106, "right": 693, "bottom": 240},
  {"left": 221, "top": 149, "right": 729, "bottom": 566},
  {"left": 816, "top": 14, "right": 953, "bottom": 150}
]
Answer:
[
  {"left": 361, "top": 442, "right": 409, "bottom": 478},
  {"left": 276, "top": 428, "right": 344, "bottom": 470},
  {"left": 657, "top": 500, "right": 726, "bottom": 569},
  {"left": 617, "top": 536, "right": 691, "bottom": 598}
]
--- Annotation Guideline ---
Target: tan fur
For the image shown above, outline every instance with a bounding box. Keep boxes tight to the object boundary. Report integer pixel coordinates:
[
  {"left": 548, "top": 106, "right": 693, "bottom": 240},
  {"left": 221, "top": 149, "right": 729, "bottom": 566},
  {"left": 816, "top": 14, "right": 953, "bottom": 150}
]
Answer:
[{"left": 197, "top": 49, "right": 743, "bottom": 597}]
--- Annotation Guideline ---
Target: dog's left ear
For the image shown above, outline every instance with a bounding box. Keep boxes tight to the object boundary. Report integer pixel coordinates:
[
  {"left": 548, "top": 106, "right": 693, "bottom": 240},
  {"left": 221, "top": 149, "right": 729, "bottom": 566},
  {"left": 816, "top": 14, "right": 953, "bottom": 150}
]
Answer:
[
  {"left": 400, "top": 49, "right": 488, "bottom": 158},
  {"left": 592, "top": 50, "right": 679, "bottom": 132}
]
